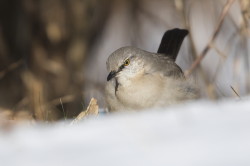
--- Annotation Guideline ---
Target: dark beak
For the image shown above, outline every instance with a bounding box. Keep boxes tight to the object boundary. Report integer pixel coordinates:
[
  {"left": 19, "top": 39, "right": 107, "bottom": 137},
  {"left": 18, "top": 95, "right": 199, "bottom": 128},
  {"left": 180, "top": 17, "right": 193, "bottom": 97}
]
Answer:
[{"left": 107, "top": 71, "right": 116, "bottom": 81}]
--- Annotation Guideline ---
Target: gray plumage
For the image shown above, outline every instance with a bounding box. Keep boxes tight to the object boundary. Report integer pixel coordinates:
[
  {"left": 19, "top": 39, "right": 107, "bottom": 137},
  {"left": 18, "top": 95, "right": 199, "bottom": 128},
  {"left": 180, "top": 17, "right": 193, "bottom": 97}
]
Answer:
[
  {"left": 105, "top": 47, "right": 199, "bottom": 112},
  {"left": 105, "top": 29, "right": 199, "bottom": 112}
]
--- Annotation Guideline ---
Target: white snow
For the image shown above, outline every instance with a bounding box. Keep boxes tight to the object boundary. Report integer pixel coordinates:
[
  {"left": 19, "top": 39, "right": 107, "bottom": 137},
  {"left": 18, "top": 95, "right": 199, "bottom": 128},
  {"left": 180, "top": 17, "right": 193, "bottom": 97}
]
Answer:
[{"left": 0, "top": 98, "right": 250, "bottom": 166}]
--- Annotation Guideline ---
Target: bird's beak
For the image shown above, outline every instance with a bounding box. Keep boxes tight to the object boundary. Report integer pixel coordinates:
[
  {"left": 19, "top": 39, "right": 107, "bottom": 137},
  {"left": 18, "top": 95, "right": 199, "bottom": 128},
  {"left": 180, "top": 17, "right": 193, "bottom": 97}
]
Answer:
[{"left": 107, "top": 71, "right": 117, "bottom": 81}]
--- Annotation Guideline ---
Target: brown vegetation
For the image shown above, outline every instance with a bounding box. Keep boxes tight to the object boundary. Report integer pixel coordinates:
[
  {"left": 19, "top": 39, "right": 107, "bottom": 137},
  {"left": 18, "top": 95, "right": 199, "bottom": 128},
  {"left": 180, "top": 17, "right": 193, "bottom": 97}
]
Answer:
[{"left": 0, "top": 0, "right": 249, "bottom": 124}]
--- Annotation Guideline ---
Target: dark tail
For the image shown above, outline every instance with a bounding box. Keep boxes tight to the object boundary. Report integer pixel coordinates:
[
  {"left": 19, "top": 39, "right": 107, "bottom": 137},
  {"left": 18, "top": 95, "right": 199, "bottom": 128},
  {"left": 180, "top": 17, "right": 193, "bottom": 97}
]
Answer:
[{"left": 157, "top": 28, "right": 188, "bottom": 61}]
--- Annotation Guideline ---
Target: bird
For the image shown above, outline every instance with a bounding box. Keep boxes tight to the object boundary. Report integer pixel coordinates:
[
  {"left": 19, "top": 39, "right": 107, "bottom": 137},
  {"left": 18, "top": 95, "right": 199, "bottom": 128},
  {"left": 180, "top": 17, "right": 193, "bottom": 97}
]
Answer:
[{"left": 105, "top": 28, "right": 199, "bottom": 112}]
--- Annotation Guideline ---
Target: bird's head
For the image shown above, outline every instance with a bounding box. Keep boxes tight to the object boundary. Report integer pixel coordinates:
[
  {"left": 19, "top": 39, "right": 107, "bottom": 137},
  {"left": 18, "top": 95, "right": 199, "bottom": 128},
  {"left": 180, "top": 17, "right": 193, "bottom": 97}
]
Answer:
[{"left": 106, "top": 46, "right": 148, "bottom": 81}]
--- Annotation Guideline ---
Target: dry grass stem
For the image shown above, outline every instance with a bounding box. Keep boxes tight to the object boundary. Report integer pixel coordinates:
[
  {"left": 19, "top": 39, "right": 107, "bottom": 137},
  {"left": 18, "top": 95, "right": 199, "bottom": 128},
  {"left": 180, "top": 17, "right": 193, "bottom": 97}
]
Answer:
[
  {"left": 230, "top": 86, "right": 241, "bottom": 99},
  {"left": 71, "top": 98, "right": 99, "bottom": 125},
  {"left": 0, "top": 60, "right": 23, "bottom": 79},
  {"left": 186, "top": 0, "right": 236, "bottom": 77},
  {"left": 22, "top": 72, "right": 46, "bottom": 120}
]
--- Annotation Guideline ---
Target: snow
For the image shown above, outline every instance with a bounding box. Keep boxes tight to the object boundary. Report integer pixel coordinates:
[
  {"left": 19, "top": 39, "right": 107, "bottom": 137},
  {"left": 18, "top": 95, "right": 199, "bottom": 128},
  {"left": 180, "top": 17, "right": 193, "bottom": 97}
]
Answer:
[{"left": 0, "top": 99, "right": 250, "bottom": 166}]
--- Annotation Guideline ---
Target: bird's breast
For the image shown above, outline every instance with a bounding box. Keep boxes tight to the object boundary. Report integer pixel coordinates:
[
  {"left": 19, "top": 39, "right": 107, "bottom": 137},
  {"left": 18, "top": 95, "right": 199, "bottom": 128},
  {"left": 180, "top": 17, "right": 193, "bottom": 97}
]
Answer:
[{"left": 116, "top": 74, "right": 164, "bottom": 110}]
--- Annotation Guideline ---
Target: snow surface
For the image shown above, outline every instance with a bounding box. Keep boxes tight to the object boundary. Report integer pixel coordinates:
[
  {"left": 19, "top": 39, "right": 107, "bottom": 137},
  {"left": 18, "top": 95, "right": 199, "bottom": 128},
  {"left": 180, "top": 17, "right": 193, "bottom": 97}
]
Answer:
[{"left": 0, "top": 99, "right": 250, "bottom": 166}]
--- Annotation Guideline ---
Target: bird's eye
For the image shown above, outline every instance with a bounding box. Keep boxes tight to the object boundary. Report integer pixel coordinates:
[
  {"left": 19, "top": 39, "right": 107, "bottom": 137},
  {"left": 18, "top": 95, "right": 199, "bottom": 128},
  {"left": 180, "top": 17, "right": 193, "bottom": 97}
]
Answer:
[{"left": 124, "top": 59, "right": 130, "bottom": 66}]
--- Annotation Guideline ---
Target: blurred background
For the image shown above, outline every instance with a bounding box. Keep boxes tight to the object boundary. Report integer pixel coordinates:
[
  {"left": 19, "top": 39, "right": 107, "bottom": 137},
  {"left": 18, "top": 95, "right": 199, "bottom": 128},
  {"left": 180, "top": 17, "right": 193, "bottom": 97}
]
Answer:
[{"left": 0, "top": 0, "right": 249, "bottom": 121}]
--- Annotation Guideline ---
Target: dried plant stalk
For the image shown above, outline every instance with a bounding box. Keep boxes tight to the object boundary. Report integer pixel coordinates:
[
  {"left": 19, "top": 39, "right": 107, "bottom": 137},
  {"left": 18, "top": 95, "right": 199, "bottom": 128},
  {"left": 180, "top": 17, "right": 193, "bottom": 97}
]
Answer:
[
  {"left": 22, "top": 72, "right": 44, "bottom": 120},
  {"left": 186, "top": 0, "right": 236, "bottom": 77},
  {"left": 71, "top": 98, "right": 99, "bottom": 125},
  {"left": 0, "top": 60, "right": 23, "bottom": 79}
]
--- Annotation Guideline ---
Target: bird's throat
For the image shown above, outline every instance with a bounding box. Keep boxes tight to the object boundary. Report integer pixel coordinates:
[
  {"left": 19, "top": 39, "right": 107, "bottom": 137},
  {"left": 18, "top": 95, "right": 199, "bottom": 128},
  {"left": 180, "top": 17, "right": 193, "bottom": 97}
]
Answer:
[{"left": 115, "top": 78, "right": 119, "bottom": 94}]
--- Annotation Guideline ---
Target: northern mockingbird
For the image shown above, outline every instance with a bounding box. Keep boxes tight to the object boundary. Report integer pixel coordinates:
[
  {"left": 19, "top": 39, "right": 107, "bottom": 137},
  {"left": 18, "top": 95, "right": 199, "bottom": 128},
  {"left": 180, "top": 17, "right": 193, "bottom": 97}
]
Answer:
[{"left": 105, "top": 28, "right": 199, "bottom": 111}]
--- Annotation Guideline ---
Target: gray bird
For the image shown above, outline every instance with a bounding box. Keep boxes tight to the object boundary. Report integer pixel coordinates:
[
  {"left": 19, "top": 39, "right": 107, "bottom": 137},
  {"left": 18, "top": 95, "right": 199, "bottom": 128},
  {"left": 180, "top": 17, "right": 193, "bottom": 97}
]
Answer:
[{"left": 105, "top": 29, "right": 199, "bottom": 112}]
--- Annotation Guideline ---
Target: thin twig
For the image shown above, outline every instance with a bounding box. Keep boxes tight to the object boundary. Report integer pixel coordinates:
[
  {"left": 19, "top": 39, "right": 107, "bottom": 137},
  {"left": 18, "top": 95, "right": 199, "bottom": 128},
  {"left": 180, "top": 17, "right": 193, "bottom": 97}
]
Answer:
[
  {"left": 49, "top": 95, "right": 75, "bottom": 106},
  {"left": 210, "top": 42, "right": 228, "bottom": 59},
  {"left": 0, "top": 60, "right": 23, "bottom": 79},
  {"left": 60, "top": 98, "right": 66, "bottom": 120},
  {"left": 230, "top": 86, "right": 241, "bottom": 99},
  {"left": 185, "top": 0, "right": 236, "bottom": 77}
]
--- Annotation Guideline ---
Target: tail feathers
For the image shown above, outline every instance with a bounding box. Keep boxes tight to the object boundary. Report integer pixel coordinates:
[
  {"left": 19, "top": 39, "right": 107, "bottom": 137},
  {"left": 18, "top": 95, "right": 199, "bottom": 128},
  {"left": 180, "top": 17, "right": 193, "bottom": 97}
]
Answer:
[{"left": 157, "top": 28, "right": 188, "bottom": 61}]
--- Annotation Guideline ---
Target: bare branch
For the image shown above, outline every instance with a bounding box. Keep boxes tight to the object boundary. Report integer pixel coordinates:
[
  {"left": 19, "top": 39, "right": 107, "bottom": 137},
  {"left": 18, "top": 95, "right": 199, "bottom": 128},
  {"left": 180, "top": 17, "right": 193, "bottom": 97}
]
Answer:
[
  {"left": 230, "top": 86, "right": 241, "bottom": 99},
  {"left": 0, "top": 60, "right": 23, "bottom": 79},
  {"left": 185, "top": 0, "right": 236, "bottom": 77}
]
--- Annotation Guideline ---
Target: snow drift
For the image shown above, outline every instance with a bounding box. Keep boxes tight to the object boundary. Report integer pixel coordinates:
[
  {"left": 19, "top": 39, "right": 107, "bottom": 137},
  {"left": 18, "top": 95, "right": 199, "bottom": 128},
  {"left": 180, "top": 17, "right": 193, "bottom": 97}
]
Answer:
[{"left": 0, "top": 98, "right": 250, "bottom": 166}]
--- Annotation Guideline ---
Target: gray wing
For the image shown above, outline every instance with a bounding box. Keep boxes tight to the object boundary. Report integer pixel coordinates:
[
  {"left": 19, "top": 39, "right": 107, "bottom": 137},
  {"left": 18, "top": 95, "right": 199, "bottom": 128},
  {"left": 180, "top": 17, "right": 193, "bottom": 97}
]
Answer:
[{"left": 148, "top": 53, "right": 185, "bottom": 79}]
